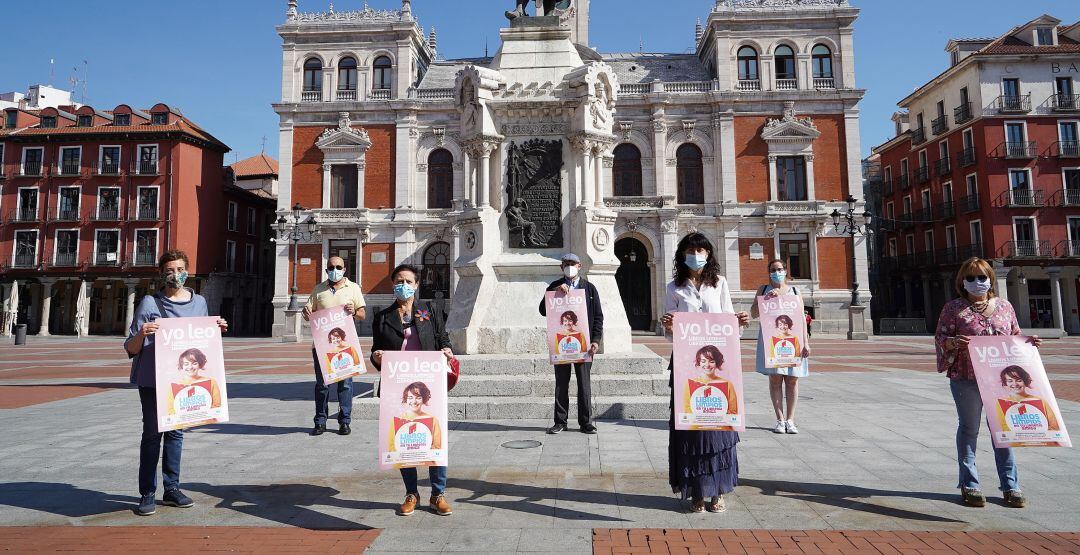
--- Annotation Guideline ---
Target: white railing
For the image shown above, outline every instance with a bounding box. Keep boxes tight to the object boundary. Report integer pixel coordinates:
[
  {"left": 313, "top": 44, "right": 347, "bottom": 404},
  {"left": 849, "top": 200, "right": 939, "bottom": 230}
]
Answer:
[
  {"left": 618, "top": 83, "right": 652, "bottom": 95},
  {"left": 335, "top": 89, "right": 358, "bottom": 101},
  {"left": 814, "top": 78, "right": 835, "bottom": 89},
  {"left": 369, "top": 89, "right": 391, "bottom": 100},
  {"left": 301, "top": 90, "right": 322, "bottom": 102},
  {"left": 736, "top": 80, "right": 761, "bottom": 91},
  {"left": 415, "top": 88, "right": 455, "bottom": 100},
  {"left": 775, "top": 79, "right": 798, "bottom": 91},
  {"left": 665, "top": 81, "right": 714, "bottom": 93}
]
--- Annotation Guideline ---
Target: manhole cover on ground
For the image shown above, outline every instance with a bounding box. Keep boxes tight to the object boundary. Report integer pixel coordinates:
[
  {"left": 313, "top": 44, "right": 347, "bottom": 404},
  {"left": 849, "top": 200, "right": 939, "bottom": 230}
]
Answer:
[{"left": 501, "top": 440, "right": 542, "bottom": 449}]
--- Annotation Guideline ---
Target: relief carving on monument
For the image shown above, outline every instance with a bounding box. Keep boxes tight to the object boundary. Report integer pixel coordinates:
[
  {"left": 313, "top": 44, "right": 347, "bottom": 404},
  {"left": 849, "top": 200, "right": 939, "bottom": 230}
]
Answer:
[{"left": 505, "top": 139, "right": 564, "bottom": 248}]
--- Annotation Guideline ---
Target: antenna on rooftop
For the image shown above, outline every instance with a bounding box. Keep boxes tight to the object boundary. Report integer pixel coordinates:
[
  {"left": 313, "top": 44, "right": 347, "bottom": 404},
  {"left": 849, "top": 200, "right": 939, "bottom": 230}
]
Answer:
[
  {"left": 639, "top": 37, "right": 644, "bottom": 53},
  {"left": 81, "top": 60, "right": 90, "bottom": 103},
  {"left": 49, "top": 58, "right": 55, "bottom": 87},
  {"left": 261, "top": 135, "right": 268, "bottom": 154}
]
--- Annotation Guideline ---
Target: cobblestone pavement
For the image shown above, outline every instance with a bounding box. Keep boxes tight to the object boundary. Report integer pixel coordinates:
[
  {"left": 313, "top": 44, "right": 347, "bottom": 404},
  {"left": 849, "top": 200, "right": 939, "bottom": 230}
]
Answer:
[{"left": 1, "top": 335, "right": 1078, "bottom": 553}]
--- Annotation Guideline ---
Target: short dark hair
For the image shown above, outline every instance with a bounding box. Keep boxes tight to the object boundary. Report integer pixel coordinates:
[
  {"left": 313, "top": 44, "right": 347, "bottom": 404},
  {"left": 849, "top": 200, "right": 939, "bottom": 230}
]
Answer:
[
  {"left": 1000, "top": 365, "right": 1032, "bottom": 387},
  {"left": 775, "top": 315, "right": 794, "bottom": 328},
  {"left": 560, "top": 311, "right": 579, "bottom": 325},
  {"left": 402, "top": 381, "right": 432, "bottom": 404},
  {"left": 328, "top": 328, "right": 347, "bottom": 341},
  {"left": 178, "top": 348, "right": 207, "bottom": 369},
  {"left": 391, "top": 263, "right": 421, "bottom": 282},
  {"left": 695, "top": 345, "right": 724, "bottom": 367},
  {"left": 158, "top": 250, "right": 189, "bottom": 272}
]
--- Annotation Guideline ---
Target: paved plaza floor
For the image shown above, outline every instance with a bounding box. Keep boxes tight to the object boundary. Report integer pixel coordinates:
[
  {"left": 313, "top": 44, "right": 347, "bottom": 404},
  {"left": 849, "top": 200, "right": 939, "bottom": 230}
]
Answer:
[{"left": 1, "top": 335, "right": 1079, "bottom": 553}]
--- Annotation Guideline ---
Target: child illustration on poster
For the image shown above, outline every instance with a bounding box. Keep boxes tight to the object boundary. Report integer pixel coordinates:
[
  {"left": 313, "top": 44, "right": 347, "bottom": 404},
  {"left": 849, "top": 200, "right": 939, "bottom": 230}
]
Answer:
[
  {"left": 310, "top": 306, "right": 366, "bottom": 384},
  {"left": 545, "top": 290, "right": 592, "bottom": 365},
  {"left": 967, "top": 336, "right": 1071, "bottom": 448},
  {"left": 378, "top": 351, "right": 449, "bottom": 470},
  {"left": 673, "top": 312, "right": 744, "bottom": 431},
  {"left": 757, "top": 294, "right": 807, "bottom": 368},
  {"left": 155, "top": 316, "right": 229, "bottom": 432}
]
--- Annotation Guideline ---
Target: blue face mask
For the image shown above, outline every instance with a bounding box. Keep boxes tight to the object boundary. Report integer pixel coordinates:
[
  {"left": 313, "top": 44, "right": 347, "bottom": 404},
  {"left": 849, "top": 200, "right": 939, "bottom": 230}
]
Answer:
[
  {"left": 394, "top": 283, "right": 416, "bottom": 301},
  {"left": 770, "top": 271, "right": 786, "bottom": 283},
  {"left": 327, "top": 269, "right": 345, "bottom": 283},
  {"left": 685, "top": 254, "right": 709, "bottom": 271}
]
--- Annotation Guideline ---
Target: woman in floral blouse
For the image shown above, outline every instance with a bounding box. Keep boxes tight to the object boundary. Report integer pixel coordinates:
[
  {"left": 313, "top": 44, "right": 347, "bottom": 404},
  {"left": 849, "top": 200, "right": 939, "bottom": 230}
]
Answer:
[{"left": 935, "top": 257, "right": 1040, "bottom": 509}]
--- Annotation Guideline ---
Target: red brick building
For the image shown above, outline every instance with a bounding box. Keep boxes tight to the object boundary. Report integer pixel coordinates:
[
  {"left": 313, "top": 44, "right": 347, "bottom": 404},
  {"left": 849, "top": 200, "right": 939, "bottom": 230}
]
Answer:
[
  {"left": 0, "top": 102, "right": 230, "bottom": 336},
  {"left": 870, "top": 15, "right": 1080, "bottom": 335}
]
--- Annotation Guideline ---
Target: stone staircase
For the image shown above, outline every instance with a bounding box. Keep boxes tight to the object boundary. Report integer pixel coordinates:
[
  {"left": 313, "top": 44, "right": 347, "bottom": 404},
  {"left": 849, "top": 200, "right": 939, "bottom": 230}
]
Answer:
[{"left": 351, "top": 344, "right": 669, "bottom": 420}]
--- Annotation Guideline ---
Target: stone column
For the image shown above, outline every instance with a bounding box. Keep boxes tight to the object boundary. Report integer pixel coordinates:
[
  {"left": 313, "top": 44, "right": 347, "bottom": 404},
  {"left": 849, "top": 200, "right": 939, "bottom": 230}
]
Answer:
[
  {"left": 903, "top": 277, "right": 914, "bottom": 317},
  {"left": 321, "top": 163, "right": 332, "bottom": 208},
  {"left": 78, "top": 279, "right": 92, "bottom": 337},
  {"left": 718, "top": 111, "right": 737, "bottom": 203},
  {"left": 356, "top": 160, "right": 367, "bottom": 208},
  {"left": 124, "top": 278, "right": 140, "bottom": 333},
  {"left": 0, "top": 282, "right": 10, "bottom": 337},
  {"left": 477, "top": 145, "right": 491, "bottom": 208},
  {"left": 767, "top": 154, "right": 778, "bottom": 201},
  {"left": 592, "top": 144, "right": 605, "bottom": 208},
  {"left": 941, "top": 272, "right": 954, "bottom": 305},
  {"left": 652, "top": 117, "right": 667, "bottom": 197},
  {"left": 992, "top": 260, "right": 1011, "bottom": 306},
  {"left": 581, "top": 144, "right": 594, "bottom": 206},
  {"left": 921, "top": 274, "right": 933, "bottom": 330},
  {"left": 805, "top": 153, "right": 816, "bottom": 200},
  {"left": 37, "top": 278, "right": 55, "bottom": 336},
  {"left": 1048, "top": 267, "right": 1066, "bottom": 335}
]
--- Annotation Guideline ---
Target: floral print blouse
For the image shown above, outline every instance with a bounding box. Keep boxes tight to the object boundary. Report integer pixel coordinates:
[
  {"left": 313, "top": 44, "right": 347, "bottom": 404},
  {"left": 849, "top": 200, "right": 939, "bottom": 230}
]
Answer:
[{"left": 934, "top": 297, "right": 1021, "bottom": 380}]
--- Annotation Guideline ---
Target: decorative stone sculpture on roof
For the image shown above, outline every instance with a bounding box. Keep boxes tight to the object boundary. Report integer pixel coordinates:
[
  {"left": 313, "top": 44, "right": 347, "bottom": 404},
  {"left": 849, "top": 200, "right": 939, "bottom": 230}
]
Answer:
[
  {"left": 317, "top": 112, "right": 372, "bottom": 146},
  {"left": 506, "top": 0, "right": 573, "bottom": 20},
  {"left": 290, "top": 3, "right": 404, "bottom": 24},
  {"left": 716, "top": 0, "right": 849, "bottom": 9}
]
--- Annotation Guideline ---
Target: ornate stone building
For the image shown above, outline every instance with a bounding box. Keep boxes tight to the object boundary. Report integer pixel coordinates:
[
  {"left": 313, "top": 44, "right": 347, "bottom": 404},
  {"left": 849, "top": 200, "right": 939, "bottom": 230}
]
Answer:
[{"left": 272, "top": 0, "right": 869, "bottom": 343}]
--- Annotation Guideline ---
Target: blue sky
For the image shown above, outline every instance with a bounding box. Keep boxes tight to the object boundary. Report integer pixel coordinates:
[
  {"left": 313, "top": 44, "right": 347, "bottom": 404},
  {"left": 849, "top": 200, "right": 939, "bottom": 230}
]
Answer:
[{"left": 1, "top": 0, "right": 1076, "bottom": 164}]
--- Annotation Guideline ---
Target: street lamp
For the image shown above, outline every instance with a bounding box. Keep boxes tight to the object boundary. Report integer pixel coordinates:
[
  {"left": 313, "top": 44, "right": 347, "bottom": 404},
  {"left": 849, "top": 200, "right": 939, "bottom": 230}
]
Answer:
[
  {"left": 830, "top": 194, "right": 872, "bottom": 308},
  {"left": 277, "top": 202, "right": 319, "bottom": 311}
]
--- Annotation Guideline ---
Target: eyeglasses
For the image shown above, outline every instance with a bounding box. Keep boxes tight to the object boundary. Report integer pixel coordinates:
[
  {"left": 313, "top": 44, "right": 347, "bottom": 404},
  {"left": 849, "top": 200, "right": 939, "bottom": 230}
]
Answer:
[
  {"left": 964, "top": 275, "right": 989, "bottom": 283},
  {"left": 326, "top": 265, "right": 345, "bottom": 271}
]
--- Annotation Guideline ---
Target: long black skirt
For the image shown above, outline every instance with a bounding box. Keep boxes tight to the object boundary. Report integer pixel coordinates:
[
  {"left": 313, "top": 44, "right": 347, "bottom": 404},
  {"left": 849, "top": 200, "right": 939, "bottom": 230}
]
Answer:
[{"left": 668, "top": 360, "right": 739, "bottom": 500}]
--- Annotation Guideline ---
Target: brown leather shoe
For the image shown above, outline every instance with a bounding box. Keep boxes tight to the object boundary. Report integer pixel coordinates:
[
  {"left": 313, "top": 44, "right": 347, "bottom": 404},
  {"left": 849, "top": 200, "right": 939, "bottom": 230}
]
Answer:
[
  {"left": 430, "top": 494, "right": 453, "bottom": 516},
  {"left": 397, "top": 494, "right": 419, "bottom": 516}
]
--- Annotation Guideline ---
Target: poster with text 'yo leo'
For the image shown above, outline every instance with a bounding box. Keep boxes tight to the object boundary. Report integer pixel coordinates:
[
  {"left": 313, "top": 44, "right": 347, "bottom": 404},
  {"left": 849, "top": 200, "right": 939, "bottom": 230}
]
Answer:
[
  {"left": 757, "top": 294, "right": 807, "bottom": 368},
  {"left": 673, "top": 312, "right": 744, "bottom": 432},
  {"left": 379, "top": 351, "right": 449, "bottom": 470},
  {"left": 310, "top": 306, "right": 366, "bottom": 385},
  {"left": 545, "top": 290, "right": 592, "bottom": 365},
  {"left": 154, "top": 317, "right": 229, "bottom": 432},
  {"left": 967, "top": 336, "right": 1071, "bottom": 448}
]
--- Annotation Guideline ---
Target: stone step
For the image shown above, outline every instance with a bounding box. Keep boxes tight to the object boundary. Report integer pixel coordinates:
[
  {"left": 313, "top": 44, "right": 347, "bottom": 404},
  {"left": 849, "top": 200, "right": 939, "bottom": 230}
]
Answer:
[
  {"left": 449, "top": 373, "right": 670, "bottom": 397},
  {"left": 455, "top": 346, "right": 666, "bottom": 376},
  {"left": 351, "top": 395, "right": 670, "bottom": 421}
]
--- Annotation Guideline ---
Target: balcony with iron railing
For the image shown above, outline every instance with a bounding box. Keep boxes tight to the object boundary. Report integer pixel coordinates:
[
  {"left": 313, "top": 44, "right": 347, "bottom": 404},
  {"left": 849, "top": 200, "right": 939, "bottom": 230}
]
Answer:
[
  {"left": 135, "top": 207, "right": 160, "bottom": 221},
  {"left": 55, "top": 161, "right": 82, "bottom": 176},
  {"left": 898, "top": 173, "right": 911, "bottom": 190},
  {"left": 1057, "top": 240, "right": 1080, "bottom": 258},
  {"left": 954, "top": 102, "right": 973, "bottom": 125},
  {"left": 53, "top": 252, "right": 78, "bottom": 267},
  {"left": 301, "top": 89, "right": 322, "bottom": 102},
  {"left": 93, "top": 160, "right": 121, "bottom": 175},
  {"left": 958, "top": 146, "right": 976, "bottom": 167},
  {"left": 937, "top": 247, "right": 959, "bottom": 265},
  {"left": 92, "top": 207, "right": 121, "bottom": 221},
  {"left": 957, "top": 244, "right": 984, "bottom": 261},
  {"left": 133, "top": 160, "right": 159, "bottom": 175},
  {"left": 1004, "top": 240, "right": 1050, "bottom": 259},
  {"left": 883, "top": 178, "right": 894, "bottom": 196},
  {"left": 1003, "top": 141, "right": 1037, "bottom": 159},
  {"left": 13, "top": 253, "right": 37, "bottom": 268},
  {"left": 915, "top": 166, "right": 930, "bottom": 184},
  {"left": 335, "top": 89, "right": 357, "bottom": 101},
  {"left": 736, "top": 80, "right": 761, "bottom": 92},
  {"left": 775, "top": 79, "right": 798, "bottom": 91},
  {"left": 1055, "top": 141, "right": 1080, "bottom": 158},
  {"left": 51, "top": 208, "right": 81, "bottom": 222},
  {"left": 931, "top": 115, "right": 948, "bottom": 135},
  {"left": 958, "top": 194, "right": 979, "bottom": 214},
  {"left": 995, "top": 94, "right": 1031, "bottom": 114},
  {"left": 20, "top": 161, "right": 43, "bottom": 176},
  {"left": 1049, "top": 93, "right": 1080, "bottom": 112},
  {"left": 813, "top": 77, "right": 835, "bottom": 89},
  {"left": 935, "top": 201, "right": 955, "bottom": 220},
  {"left": 10, "top": 208, "right": 39, "bottom": 223},
  {"left": 912, "top": 207, "right": 933, "bottom": 226},
  {"left": 369, "top": 88, "right": 391, "bottom": 100},
  {"left": 1063, "top": 189, "right": 1080, "bottom": 206},
  {"left": 915, "top": 250, "right": 938, "bottom": 268},
  {"left": 911, "top": 127, "right": 926, "bottom": 144},
  {"left": 898, "top": 253, "right": 916, "bottom": 269},
  {"left": 900, "top": 212, "right": 914, "bottom": 229},
  {"left": 1004, "top": 188, "right": 1045, "bottom": 207},
  {"left": 935, "top": 156, "right": 951, "bottom": 177},
  {"left": 134, "top": 251, "right": 158, "bottom": 266},
  {"left": 94, "top": 251, "right": 120, "bottom": 266}
]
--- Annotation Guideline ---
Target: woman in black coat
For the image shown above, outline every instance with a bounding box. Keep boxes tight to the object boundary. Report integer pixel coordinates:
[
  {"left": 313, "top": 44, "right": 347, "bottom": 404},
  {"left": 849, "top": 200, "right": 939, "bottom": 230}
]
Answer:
[{"left": 370, "top": 264, "right": 454, "bottom": 518}]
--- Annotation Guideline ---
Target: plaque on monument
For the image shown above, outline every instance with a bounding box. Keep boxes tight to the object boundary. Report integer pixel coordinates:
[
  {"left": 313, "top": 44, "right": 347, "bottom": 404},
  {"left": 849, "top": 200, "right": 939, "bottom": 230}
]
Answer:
[{"left": 505, "top": 139, "right": 563, "bottom": 249}]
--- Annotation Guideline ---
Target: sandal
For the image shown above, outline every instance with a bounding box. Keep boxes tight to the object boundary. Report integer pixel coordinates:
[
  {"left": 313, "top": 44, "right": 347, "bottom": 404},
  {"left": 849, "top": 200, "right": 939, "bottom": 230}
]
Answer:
[
  {"left": 688, "top": 498, "right": 705, "bottom": 513},
  {"left": 706, "top": 495, "right": 726, "bottom": 513}
]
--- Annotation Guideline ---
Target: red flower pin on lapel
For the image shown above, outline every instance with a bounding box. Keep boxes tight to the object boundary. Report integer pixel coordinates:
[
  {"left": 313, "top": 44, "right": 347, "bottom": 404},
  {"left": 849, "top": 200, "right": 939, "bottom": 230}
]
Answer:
[{"left": 415, "top": 309, "right": 431, "bottom": 322}]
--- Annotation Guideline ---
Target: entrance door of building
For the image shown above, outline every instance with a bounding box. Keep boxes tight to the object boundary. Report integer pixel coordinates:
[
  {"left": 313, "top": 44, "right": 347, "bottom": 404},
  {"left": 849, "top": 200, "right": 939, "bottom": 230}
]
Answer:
[
  {"left": 89, "top": 281, "right": 127, "bottom": 335},
  {"left": 1026, "top": 279, "right": 1053, "bottom": 329},
  {"left": 615, "top": 237, "right": 652, "bottom": 331},
  {"left": 328, "top": 239, "right": 359, "bottom": 282}
]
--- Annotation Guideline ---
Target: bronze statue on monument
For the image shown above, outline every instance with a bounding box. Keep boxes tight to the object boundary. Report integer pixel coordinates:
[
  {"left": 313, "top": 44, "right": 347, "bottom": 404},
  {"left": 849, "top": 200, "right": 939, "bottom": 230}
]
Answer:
[{"left": 506, "top": 0, "right": 573, "bottom": 21}]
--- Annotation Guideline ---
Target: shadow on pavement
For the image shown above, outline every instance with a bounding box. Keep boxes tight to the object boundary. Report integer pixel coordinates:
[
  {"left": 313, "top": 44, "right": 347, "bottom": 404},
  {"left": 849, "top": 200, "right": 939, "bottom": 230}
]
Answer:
[
  {"left": 0, "top": 482, "right": 135, "bottom": 517},
  {"left": 453, "top": 478, "right": 678, "bottom": 521},
  {"left": 223, "top": 381, "right": 375, "bottom": 402},
  {"left": 450, "top": 422, "right": 557, "bottom": 433},
  {"left": 740, "top": 478, "right": 965, "bottom": 523},
  {"left": 183, "top": 482, "right": 388, "bottom": 530},
  {"left": 189, "top": 423, "right": 313, "bottom": 436}
]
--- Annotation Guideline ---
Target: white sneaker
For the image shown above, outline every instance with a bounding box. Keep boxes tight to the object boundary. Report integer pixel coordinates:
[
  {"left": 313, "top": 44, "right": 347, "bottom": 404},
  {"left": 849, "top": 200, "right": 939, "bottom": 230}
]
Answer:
[
  {"left": 785, "top": 421, "right": 799, "bottom": 434},
  {"left": 772, "top": 420, "right": 786, "bottom": 434}
]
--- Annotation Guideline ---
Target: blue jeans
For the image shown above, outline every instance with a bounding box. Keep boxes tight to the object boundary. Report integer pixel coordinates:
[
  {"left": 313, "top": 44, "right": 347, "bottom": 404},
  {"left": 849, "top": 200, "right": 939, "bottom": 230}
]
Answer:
[
  {"left": 313, "top": 349, "right": 353, "bottom": 426},
  {"left": 400, "top": 466, "right": 447, "bottom": 496},
  {"left": 950, "top": 379, "right": 1019, "bottom": 492},
  {"left": 138, "top": 387, "right": 183, "bottom": 496}
]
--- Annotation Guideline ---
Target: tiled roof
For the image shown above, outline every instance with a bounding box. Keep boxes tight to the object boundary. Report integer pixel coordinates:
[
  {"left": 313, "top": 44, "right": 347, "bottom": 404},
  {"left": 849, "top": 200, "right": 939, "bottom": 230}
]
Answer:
[
  {"left": 978, "top": 34, "right": 1080, "bottom": 54},
  {"left": 601, "top": 53, "right": 711, "bottom": 85},
  {"left": 230, "top": 153, "right": 279, "bottom": 178},
  {"left": 0, "top": 118, "right": 229, "bottom": 152},
  {"left": 416, "top": 58, "right": 492, "bottom": 89},
  {"left": 225, "top": 182, "right": 276, "bottom": 200}
]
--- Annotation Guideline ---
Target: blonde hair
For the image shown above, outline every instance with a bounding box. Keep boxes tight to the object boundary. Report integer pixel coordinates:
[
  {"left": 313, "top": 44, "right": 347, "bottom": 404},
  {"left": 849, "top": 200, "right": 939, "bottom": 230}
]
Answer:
[{"left": 954, "top": 257, "right": 996, "bottom": 299}]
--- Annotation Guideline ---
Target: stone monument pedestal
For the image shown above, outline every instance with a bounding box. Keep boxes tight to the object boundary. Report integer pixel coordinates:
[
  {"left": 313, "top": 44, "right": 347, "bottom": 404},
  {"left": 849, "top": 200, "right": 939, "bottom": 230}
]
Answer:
[{"left": 847, "top": 304, "right": 869, "bottom": 340}]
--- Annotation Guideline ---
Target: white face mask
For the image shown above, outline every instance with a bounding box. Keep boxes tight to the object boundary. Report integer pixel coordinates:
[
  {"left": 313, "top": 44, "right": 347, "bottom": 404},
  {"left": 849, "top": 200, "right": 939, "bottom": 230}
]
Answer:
[
  {"left": 963, "top": 279, "right": 991, "bottom": 297},
  {"left": 563, "top": 265, "right": 580, "bottom": 279}
]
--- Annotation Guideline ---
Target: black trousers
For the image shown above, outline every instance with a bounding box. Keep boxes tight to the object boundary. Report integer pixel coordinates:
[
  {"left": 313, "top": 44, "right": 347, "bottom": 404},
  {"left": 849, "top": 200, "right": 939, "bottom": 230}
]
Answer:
[{"left": 554, "top": 362, "right": 593, "bottom": 427}]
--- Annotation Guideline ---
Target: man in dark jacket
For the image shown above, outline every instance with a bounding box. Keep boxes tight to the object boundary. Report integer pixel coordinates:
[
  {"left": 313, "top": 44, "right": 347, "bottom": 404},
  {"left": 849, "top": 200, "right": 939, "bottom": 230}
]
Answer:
[{"left": 538, "top": 253, "right": 603, "bottom": 434}]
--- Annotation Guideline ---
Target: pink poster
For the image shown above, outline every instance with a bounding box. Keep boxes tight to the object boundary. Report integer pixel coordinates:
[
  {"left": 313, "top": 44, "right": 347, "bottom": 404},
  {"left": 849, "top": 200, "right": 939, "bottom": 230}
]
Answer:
[
  {"left": 672, "top": 312, "right": 744, "bottom": 431},
  {"left": 756, "top": 294, "right": 807, "bottom": 368},
  {"left": 310, "top": 306, "right": 366, "bottom": 384},
  {"left": 378, "top": 351, "right": 449, "bottom": 470},
  {"left": 154, "top": 317, "right": 229, "bottom": 432},
  {"left": 967, "top": 336, "right": 1071, "bottom": 448},
  {"left": 545, "top": 290, "right": 592, "bottom": 365}
]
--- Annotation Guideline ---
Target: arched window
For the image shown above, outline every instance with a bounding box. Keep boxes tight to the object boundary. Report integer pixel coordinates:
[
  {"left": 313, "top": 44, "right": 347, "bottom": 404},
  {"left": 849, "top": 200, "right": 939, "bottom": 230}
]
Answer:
[
  {"left": 373, "top": 56, "right": 393, "bottom": 90},
  {"left": 774, "top": 45, "right": 796, "bottom": 82},
  {"left": 612, "top": 144, "right": 643, "bottom": 197},
  {"left": 812, "top": 44, "right": 833, "bottom": 79},
  {"left": 427, "top": 148, "right": 453, "bottom": 209},
  {"left": 338, "top": 57, "right": 358, "bottom": 91},
  {"left": 303, "top": 58, "right": 323, "bottom": 92},
  {"left": 421, "top": 241, "right": 452, "bottom": 300},
  {"left": 676, "top": 143, "right": 704, "bottom": 205},
  {"left": 737, "top": 46, "right": 759, "bottom": 81}
]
